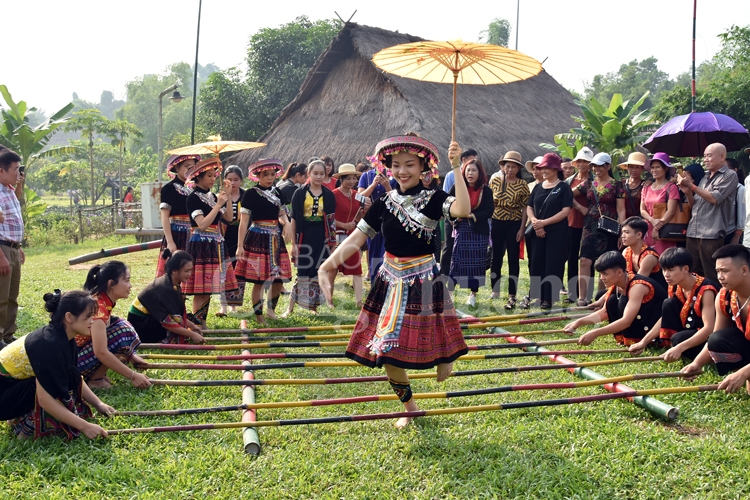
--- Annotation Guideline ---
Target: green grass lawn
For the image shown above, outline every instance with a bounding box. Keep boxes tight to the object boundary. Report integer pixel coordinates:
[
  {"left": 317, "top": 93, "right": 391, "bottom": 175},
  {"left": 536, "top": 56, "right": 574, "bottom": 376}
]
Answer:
[{"left": 2, "top": 237, "right": 750, "bottom": 499}]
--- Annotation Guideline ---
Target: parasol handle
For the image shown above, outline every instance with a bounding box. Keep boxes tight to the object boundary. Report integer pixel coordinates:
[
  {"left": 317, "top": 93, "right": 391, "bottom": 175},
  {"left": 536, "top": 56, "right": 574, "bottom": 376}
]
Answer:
[{"left": 452, "top": 71, "right": 458, "bottom": 142}]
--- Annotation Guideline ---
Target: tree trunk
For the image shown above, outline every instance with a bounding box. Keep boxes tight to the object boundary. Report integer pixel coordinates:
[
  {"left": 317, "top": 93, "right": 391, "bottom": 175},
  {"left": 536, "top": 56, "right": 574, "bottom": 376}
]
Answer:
[{"left": 89, "top": 132, "right": 95, "bottom": 206}]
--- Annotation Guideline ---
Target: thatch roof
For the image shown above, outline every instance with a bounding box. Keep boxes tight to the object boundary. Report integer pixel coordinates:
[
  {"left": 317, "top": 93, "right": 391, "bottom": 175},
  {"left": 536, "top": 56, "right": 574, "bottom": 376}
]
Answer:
[{"left": 229, "top": 23, "right": 580, "bottom": 174}]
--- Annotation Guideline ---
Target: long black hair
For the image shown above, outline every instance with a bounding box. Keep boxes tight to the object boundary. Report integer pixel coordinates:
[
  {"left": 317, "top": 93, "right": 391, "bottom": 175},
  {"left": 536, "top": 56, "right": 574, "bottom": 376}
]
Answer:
[
  {"left": 162, "top": 249, "right": 194, "bottom": 277},
  {"left": 83, "top": 261, "right": 128, "bottom": 295},
  {"left": 44, "top": 290, "right": 97, "bottom": 329}
]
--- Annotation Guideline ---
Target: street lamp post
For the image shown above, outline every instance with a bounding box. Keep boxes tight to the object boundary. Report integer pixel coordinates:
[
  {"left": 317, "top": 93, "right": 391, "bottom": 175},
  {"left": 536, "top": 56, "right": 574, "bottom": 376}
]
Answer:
[{"left": 157, "top": 84, "right": 184, "bottom": 180}]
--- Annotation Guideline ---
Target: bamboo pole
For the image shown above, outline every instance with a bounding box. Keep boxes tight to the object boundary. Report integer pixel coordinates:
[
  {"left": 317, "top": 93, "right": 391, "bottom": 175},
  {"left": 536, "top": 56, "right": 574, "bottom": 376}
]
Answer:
[
  {"left": 115, "top": 371, "right": 684, "bottom": 416},
  {"left": 137, "top": 349, "right": 630, "bottom": 370},
  {"left": 106, "top": 384, "right": 719, "bottom": 435},
  {"left": 240, "top": 320, "right": 260, "bottom": 455},
  {"left": 198, "top": 328, "right": 567, "bottom": 343},
  {"left": 138, "top": 338, "right": 582, "bottom": 352},
  {"left": 486, "top": 324, "right": 680, "bottom": 420}
]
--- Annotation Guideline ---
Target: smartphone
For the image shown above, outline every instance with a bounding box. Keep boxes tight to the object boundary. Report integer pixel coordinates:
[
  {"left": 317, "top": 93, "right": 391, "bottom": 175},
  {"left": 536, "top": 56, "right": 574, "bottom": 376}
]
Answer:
[{"left": 18, "top": 165, "right": 25, "bottom": 174}]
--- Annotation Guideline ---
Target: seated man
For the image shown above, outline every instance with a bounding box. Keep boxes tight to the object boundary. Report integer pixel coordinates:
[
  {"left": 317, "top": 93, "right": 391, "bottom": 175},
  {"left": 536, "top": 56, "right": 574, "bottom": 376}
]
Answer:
[
  {"left": 620, "top": 216, "right": 667, "bottom": 293},
  {"left": 563, "top": 251, "right": 666, "bottom": 346},
  {"left": 682, "top": 244, "right": 750, "bottom": 394},
  {"left": 629, "top": 247, "right": 718, "bottom": 361}
]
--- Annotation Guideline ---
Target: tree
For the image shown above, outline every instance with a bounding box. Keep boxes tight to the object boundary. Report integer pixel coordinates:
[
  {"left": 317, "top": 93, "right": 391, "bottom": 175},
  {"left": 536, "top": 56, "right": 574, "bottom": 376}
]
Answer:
[
  {"left": 198, "top": 17, "right": 340, "bottom": 141},
  {"left": 0, "top": 85, "right": 76, "bottom": 171},
  {"left": 64, "top": 109, "right": 111, "bottom": 205},
  {"left": 653, "top": 25, "right": 750, "bottom": 132},
  {"left": 106, "top": 119, "right": 142, "bottom": 199},
  {"left": 583, "top": 58, "right": 673, "bottom": 110},
  {"left": 542, "top": 92, "right": 655, "bottom": 166},
  {"left": 479, "top": 18, "right": 511, "bottom": 47}
]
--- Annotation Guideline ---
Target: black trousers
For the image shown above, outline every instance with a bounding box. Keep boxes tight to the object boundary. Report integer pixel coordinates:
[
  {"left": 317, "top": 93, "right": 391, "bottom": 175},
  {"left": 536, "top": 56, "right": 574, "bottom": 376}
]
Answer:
[
  {"left": 669, "top": 330, "right": 705, "bottom": 361},
  {"left": 490, "top": 219, "right": 522, "bottom": 296},
  {"left": 529, "top": 227, "right": 568, "bottom": 304},
  {"left": 707, "top": 327, "right": 750, "bottom": 375},
  {"left": 566, "top": 226, "right": 583, "bottom": 297},
  {"left": 0, "top": 376, "right": 36, "bottom": 420}
]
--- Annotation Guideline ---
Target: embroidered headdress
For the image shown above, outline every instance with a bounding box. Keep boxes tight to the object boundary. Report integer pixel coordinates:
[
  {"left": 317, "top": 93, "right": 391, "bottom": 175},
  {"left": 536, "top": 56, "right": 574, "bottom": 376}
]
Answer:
[
  {"left": 186, "top": 157, "right": 222, "bottom": 181},
  {"left": 248, "top": 159, "right": 284, "bottom": 181},
  {"left": 368, "top": 135, "right": 439, "bottom": 173},
  {"left": 166, "top": 154, "right": 202, "bottom": 179}
]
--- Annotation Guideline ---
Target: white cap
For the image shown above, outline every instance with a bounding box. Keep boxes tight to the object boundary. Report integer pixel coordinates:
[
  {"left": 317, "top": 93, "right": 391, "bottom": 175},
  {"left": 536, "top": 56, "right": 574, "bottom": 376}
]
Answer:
[
  {"left": 573, "top": 147, "right": 594, "bottom": 163},
  {"left": 590, "top": 152, "right": 612, "bottom": 166}
]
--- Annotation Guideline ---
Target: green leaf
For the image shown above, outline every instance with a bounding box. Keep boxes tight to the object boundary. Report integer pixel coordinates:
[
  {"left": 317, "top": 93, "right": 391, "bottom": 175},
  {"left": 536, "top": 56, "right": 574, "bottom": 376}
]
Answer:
[{"left": 602, "top": 119, "right": 623, "bottom": 142}]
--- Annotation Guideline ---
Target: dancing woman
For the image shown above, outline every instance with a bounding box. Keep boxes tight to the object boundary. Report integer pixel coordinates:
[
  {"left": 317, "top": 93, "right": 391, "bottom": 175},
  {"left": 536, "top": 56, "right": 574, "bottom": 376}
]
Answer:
[
  {"left": 318, "top": 135, "right": 471, "bottom": 428},
  {"left": 235, "top": 160, "right": 294, "bottom": 323}
]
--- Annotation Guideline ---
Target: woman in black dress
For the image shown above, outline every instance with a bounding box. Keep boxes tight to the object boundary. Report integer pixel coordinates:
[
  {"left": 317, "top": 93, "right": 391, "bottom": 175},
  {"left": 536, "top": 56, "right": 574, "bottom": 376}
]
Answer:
[{"left": 525, "top": 153, "right": 574, "bottom": 309}]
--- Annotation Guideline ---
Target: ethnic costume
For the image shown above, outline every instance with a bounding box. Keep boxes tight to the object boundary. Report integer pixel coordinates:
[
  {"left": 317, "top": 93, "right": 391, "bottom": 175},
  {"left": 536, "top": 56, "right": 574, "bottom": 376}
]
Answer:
[
  {"left": 128, "top": 274, "right": 190, "bottom": 344},
  {"left": 658, "top": 274, "right": 718, "bottom": 358},
  {"left": 156, "top": 154, "right": 200, "bottom": 277},
  {"left": 220, "top": 187, "right": 246, "bottom": 308},
  {"left": 183, "top": 186, "right": 240, "bottom": 297},
  {"left": 76, "top": 293, "right": 140, "bottom": 380},
  {"left": 0, "top": 324, "right": 93, "bottom": 439},
  {"left": 624, "top": 243, "right": 668, "bottom": 292},
  {"left": 449, "top": 184, "right": 493, "bottom": 292},
  {"left": 347, "top": 135, "right": 468, "bottom": 374},
  {"left": 289, "top": 184, "right": 336, "bottom": 311},
  {"left": 708, "top": 289, "right": 750, "bottom": 375},
  {"left": 602, "top": 273, "right": 666, "bottom": 346}
]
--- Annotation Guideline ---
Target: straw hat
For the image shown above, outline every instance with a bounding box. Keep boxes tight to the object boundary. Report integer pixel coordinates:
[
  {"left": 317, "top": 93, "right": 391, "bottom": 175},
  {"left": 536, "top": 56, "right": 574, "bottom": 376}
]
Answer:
[
  {"left": 186, "top": 157, "right": 222, "bottom": 181},
  {"left": 618, "top": 152, "right": 648, "bottom": 169},
  {"left": 332, "top": 163, "right": 362, "bottom": 179},
  {"left": 497, "top": 151, "right": 523, "bottom": 168},
  {"left": 524, "top": 155, "right": 544, "bottom": 174}
]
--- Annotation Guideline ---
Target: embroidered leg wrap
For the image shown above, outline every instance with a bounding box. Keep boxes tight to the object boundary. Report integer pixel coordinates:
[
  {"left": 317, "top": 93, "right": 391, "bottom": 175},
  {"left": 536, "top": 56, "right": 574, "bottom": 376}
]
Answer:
[
  {"left": 389, "top": 378, "right": 413, "bottom": 403},
  {"left": 253, "top": 301, "right": 263, "bottom": 316},
  {"left": 192, "top": 301, "right": 210, "bottom": 326},
  {"left": 267, "top": 294, "right": 280, "bottom": 312}
]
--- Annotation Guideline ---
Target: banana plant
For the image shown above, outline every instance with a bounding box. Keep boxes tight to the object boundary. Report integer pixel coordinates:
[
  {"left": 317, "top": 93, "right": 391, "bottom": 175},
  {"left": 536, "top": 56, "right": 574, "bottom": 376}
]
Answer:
[
  {"left": 0, "top": 85, "right": 78, "bottom": 170},
  {"left": 557, "top": 92, "right": 655, "bottom": 164}
]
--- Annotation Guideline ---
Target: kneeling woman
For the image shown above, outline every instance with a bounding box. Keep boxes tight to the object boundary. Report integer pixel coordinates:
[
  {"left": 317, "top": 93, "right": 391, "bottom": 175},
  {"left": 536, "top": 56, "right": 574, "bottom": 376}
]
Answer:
[
  {"left": 77, "top": 261, "right": 151, "bottom": 390},
  {"left": 0, "top": 291, "right": 114, "bottom": 439},
  {"left": 128, "top": 250, "right": 205, "bottom": 344},
  {"left": 318, "top": 135, "right": 471, "bottom": 428}
]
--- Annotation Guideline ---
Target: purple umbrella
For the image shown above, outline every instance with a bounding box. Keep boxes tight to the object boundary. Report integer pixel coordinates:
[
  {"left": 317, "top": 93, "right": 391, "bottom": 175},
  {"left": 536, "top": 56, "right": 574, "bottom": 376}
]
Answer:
[{"left": 643, "top": 112, "right": 750, "bottom": 157}]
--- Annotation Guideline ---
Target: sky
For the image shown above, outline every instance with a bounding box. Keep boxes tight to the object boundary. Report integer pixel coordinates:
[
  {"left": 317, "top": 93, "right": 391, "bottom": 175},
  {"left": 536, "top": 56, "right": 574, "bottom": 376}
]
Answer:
[{"left": 4, "top": 0, "right": 749, "bottom": 115}]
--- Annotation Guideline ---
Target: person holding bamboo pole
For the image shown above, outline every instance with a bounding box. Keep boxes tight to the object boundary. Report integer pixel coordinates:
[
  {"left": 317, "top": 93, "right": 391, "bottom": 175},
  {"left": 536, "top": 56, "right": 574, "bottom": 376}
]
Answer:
[
  {"left": 563, "top": 251, "right": 666, "bottom": 346},
  {"left": 0, "top": 290, "right": 114, "bottom": 439},
  {"left": 682, "top": 245, "right": 750, "bottom": 394},
  {"left": 318, "top": 135, "right": 470, "bottom": 429},
  {"left": 629, "top": 247, "right": 717, "bottom": 361}
]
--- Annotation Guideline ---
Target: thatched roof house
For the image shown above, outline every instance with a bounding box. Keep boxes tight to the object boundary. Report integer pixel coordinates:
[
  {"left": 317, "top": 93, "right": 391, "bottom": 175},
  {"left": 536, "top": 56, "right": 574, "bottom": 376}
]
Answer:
[{"left": 230, "top": 23, "right": 580, "bottom": 174}]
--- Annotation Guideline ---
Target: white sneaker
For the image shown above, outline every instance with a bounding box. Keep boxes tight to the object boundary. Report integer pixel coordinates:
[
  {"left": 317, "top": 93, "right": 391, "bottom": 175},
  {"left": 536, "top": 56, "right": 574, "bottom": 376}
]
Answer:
[{"left": 466, "top": 295, "right": 477, "bottom": 307}]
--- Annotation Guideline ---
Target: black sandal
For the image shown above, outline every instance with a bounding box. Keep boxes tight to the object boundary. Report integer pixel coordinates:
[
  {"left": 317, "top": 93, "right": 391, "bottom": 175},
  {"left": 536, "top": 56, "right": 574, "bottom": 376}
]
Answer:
[
  {"left": 540, "top": 301, "right": 552, "bottom": 310},
  {"left": 519, "top": 296, "right": 531, "bottom": 309},
  {"left": 504, "top": 297, "right": 517, "bottom": 310}
]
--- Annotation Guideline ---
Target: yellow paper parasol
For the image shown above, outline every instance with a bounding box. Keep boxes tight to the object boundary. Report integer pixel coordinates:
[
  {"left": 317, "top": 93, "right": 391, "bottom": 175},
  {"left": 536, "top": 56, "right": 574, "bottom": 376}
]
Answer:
[
  {"left": 167, "top": 135, "right": 266, "bottom": 156},
  {"left": 372, "top": 41, "right": 543, "bottom": 140}
]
